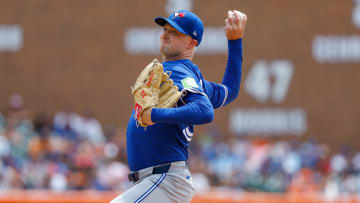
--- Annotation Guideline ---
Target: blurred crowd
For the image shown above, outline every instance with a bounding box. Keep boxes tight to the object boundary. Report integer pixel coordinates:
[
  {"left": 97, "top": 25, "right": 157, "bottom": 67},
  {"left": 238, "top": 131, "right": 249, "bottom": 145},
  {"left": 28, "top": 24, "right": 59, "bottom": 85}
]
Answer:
[
  {"left": 0, "top": 93, "right": 130, "bottom": 191},
  {"left": 0, "top": 93, "right": 360, "bottom": 196},
  {"left": 189, "top": 127, "right": 360, "bottom": 196}
]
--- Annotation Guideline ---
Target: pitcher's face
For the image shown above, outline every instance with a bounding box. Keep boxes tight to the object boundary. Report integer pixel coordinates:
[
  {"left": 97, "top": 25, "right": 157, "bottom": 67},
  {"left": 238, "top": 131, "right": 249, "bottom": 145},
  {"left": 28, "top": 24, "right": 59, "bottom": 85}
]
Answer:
[{"left": 160, "top": 23, "right": 193, "bottom": 59}]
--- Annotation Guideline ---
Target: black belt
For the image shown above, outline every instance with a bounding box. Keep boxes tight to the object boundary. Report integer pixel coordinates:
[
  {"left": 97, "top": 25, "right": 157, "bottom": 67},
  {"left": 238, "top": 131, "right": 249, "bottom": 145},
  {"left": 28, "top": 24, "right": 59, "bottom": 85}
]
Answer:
[{"left": 128, "top": 163, "right": 171, "bottom": 182}]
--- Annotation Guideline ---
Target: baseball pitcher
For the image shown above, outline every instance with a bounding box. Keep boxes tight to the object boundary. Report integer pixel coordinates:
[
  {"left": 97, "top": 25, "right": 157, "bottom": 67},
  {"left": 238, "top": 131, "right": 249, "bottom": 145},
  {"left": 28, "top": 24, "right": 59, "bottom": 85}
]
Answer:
[{"left": 111, "top": 9, "right": 247, "bottom": 203}]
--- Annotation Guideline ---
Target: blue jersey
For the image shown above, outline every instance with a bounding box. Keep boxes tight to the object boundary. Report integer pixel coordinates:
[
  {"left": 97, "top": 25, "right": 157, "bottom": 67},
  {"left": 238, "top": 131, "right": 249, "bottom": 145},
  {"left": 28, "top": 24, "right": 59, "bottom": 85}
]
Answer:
[
  {"left": 126, "top": 59, "right": 205, "bottom": 171},
  {"left": 126, "top": 39, "right": 243, "bottom": 171}
]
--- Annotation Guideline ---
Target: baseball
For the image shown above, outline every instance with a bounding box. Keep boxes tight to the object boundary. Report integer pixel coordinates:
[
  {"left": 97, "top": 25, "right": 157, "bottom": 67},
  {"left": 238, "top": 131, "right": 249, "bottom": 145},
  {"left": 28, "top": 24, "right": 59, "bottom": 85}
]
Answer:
[{"left": 228, "top": 10, "right": 234, "bottom": 19}]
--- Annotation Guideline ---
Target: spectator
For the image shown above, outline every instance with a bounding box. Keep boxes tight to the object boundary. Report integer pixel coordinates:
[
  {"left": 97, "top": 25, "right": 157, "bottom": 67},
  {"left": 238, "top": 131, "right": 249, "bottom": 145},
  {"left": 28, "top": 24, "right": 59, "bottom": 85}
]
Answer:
[
  {"left": 71, "top": 109, "right": 105, "bottom": 146},
  {"left": 53, "top": 105, "right": 79, "bottom": 140}
]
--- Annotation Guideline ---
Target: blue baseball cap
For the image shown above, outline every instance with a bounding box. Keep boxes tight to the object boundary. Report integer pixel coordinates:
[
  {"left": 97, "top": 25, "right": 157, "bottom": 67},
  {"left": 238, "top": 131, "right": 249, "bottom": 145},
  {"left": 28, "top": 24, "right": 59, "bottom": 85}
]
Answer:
[{"left": 154, "top": 10, "right": 204, "bottom": 46}]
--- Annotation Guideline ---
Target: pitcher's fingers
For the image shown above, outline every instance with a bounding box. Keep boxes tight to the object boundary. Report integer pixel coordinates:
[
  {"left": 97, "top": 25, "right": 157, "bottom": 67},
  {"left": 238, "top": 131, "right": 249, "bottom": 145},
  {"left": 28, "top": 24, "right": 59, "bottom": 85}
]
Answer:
[
  {"left": 242, "top": 13, "right": 247, "bottom": 25},
  {"left": 227, "top": 10, "right": 234, "bottom": 19},
  {"left": 228, "top": 16, "right": 237, "bottom": 30},
  {"left": 240, "top": 13, "right": 247, "bottom": 31},
  {"left": 233, "top": 12, "right": 241, "bottom": 26},
  {"left": 225, "top": 19, "right": 233, "bottom": 36}
]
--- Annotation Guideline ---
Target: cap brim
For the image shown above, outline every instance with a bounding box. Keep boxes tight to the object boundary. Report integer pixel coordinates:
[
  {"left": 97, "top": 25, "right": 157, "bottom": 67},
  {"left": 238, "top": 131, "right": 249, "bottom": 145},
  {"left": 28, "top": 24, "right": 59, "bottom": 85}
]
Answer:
[{"left": 154, "top": 17, "right": 188, "bottom": 36}]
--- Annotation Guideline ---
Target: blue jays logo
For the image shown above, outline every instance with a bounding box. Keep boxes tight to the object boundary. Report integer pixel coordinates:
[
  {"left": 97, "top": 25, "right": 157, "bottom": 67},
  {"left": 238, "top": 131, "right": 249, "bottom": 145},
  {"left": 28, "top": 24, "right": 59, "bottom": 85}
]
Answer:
[{"left": 173, "top": 12, "right": 185, "bottom": 19}]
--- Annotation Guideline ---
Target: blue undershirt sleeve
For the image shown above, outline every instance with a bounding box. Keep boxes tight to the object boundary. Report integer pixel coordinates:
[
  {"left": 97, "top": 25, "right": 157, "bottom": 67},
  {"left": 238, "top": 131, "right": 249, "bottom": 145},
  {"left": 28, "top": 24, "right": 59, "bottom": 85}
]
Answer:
[
  {"left": 203, "top": 38, "right": 243, "bottom": 109},
  {"left": 151, "top": 92, "right": 214, "bottom": 125}
]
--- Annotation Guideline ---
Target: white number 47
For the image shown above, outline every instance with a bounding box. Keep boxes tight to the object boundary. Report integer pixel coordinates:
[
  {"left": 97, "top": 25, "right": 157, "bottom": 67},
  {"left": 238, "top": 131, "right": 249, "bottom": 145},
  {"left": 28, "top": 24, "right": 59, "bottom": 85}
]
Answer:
[{"left": 245, "top": 60, "right": 294, "bottom": 104}]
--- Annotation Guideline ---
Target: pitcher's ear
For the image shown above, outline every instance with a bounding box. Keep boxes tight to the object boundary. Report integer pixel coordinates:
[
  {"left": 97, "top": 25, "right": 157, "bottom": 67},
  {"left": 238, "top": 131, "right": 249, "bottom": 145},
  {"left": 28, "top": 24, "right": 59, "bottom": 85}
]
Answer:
[{"left": 188, "top": 39, "right": 198, "bottom": 48}]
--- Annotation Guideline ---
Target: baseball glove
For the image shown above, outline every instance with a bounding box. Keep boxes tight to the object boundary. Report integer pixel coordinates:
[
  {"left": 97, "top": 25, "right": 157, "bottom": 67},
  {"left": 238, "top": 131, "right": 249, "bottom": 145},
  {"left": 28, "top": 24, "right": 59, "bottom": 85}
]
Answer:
[
  {"left": 132, "top": 59, "right": 182, "bottom": 127},
  {"left": 132, "top": 59, "right": 163, "bottom": 127},
  {"left": 158, "top": 72, "right": 182, "bottom": 108}
]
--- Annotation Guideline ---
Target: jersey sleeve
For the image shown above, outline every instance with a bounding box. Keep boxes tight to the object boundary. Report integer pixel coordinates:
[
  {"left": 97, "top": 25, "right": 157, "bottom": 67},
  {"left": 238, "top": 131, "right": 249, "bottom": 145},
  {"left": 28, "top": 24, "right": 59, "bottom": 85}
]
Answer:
[
  {"left": 202, "top": 38, "right": 243, "bottom": 109},
  {"left": 151, "top": 92, "right": 214, "bottom": 125},
  {"left": 203, "top": 80, "right": 228, "bottom": 109}
]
